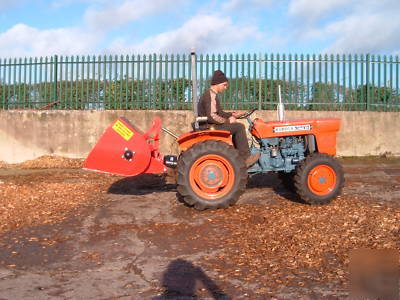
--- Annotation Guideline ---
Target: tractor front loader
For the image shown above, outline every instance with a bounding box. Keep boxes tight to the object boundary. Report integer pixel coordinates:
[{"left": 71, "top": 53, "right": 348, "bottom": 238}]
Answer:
[{"left": 84, "top": 108, "right": 344, "bottom": 210}]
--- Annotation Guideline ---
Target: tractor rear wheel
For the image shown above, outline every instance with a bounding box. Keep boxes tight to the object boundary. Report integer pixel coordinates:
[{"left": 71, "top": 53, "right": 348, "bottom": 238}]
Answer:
[
  {"left": 294, "top": 153, "right": 344, "bottom": 205},
  {"left": 176, "top": 140, "right": 247, "bottom": 210}
]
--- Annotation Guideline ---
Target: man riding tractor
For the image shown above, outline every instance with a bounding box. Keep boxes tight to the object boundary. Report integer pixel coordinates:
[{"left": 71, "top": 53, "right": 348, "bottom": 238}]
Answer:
[
  {"left": 84, "top": 70, "right": 344, "bottom": 210},
  {"left": 197, "top": 70, "right": 260, "bottom": 167}
]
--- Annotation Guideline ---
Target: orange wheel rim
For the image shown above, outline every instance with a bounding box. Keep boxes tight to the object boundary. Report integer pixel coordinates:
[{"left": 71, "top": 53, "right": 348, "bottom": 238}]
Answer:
[
  {"left": 189, "top": 154, "right": 235, "bottom": 200},
  {"left": 307, "top": 164, "right": 337, "bottom": 196}
]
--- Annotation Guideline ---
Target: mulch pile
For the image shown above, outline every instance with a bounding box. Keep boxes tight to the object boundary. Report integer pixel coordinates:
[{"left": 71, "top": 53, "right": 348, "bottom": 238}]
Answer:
[
  {"left": 0, "top": 156, "right": 117, "bottom": 234},
  {"left": 145, "top": 194, "right": 399, "bottom": 295},
  {"left": 0, "top": 155, "right": 399, "bottom": 297},
  {"left": 0, "top": 155, "right": 84, "bottom": 169},
  {"left": 201, "top": 196, "right": 399, "bottom": 293}
]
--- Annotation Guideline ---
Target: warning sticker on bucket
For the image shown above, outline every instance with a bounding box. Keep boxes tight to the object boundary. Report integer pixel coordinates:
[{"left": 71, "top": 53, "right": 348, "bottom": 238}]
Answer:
[{"left": 112, "top": 120, "right": 134, "bottom": 141}]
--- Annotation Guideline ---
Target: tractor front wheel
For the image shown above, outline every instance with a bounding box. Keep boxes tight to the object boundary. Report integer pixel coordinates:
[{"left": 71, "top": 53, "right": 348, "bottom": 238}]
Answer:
[
  {"left": 294, "top": 153, "right": 344, "bottom": 205},
  {"left": 176, "top": 140, "right": 247, "bottom": 210}
]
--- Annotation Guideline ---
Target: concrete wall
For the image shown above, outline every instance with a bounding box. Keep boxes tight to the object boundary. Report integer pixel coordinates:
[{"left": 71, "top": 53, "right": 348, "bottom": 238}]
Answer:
[{"left": 0, "top": 110, "right": 399, "bottom": 163}]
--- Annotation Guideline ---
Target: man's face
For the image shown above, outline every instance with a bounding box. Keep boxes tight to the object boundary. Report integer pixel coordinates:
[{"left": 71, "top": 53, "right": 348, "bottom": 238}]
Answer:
[{"left": 216, "top": 81, "right": 229, "bottom": 93}]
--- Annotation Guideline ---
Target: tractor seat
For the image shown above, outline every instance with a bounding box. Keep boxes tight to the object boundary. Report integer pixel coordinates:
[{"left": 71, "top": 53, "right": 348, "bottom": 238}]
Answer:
[{"left": 191, "top": 116, "right": 210, "bottom": 131}]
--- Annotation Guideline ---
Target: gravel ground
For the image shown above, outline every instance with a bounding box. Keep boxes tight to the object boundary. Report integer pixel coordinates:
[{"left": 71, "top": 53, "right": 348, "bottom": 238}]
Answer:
[{"left": 0, "top": 156, "right": 399, "bottom": 299}]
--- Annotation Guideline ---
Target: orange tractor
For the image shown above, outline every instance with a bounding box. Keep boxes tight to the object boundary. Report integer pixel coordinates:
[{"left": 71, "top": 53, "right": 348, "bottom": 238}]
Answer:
[{"left": 84, "top": 109, "right": 344, "bottom": 210}]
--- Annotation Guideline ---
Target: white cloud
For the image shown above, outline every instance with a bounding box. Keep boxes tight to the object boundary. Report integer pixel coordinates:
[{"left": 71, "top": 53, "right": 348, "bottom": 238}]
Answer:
[
  {"left": 0, "top": 0, "right": 17, "bottom": 6},
  {"left": 0, "top": 24, "right": 100, "bottom": 58},
  {"left": 222, "top": 0, "right": 273, "bottom": 11},
  {"left": 0, "top": 0, "right": 24, "bottom": 11},
  {"left": 84, "top": 0, "right": 182, "bottom": 31},
  {"left": 106, "top": 14, "right": 261, "bottom": 54},
  {"left": 289, "top": 0, "right": 400, "bottom": 24},
  {"left": 321, "top": 13, "right": 400, "bottom": 54},
  {"left": 288, "top": 0, "right": 400, "bottom": 54},
  {"left": 2, "top": 0, "right": 397, "bottom": 58},
  {"left": 288, "top": 0, "right": 348, "bottom": 24},
  {"left": 51, "top": 0, "right": 107, "bottom": 9},
  {"left": 0, "top": 0, "right": 185, "bottom": 58}
]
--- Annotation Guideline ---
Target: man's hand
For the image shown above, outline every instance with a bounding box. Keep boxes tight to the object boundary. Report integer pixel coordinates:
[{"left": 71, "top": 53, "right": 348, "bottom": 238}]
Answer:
[
  {"left": 232, "top": 112, "right": 242, "bottom": 118},
  {"left": 228, "top": 116, "right": 237, "bottom": 123}
]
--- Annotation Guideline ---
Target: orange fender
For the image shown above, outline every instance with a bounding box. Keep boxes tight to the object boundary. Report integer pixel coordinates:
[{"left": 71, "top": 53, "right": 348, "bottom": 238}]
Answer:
[{"left": 177, "top": 130, "right": 233, "bottom": 151}]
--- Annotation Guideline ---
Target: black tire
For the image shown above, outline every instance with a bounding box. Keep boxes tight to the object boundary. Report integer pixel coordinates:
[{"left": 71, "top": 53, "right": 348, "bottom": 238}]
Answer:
[
  {"left": 294, "top": 153, "right": 344, "bottom": 205},
  {"left": 176, "top": 140, "right": 247, "bottom": 210},
  {"left": 278, "top": 172, "right": 295, "bottom": 192}
]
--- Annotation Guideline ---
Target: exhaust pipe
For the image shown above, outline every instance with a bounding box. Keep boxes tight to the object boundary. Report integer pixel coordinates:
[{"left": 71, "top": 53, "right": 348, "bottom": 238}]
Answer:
[{"left": 277, "top": 84, "right": 285, "bottom": 122}]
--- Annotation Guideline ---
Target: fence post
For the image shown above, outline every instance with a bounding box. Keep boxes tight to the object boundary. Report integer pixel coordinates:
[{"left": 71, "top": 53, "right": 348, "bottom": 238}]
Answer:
[
  {"left": 366, "top": 53, "right": 370, "bottom": 111},
  {"left": 258, "top": 52, "right": 262, "bottom": 110},
  {"left": 53, "top": 55, "right": 58, "bottom": 104},
  {"left": 0, "top": 59, "right": 3, "bottom": 109},
  {"left": 191, "top": 49, "right": 199, "bottom": 130}
]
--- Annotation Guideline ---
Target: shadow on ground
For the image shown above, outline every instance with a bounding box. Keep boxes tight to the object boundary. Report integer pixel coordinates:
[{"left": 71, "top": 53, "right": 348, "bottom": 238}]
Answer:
[
  {"left": 154, "top": 259, "right": 230, "bottom": 300},
  {"left": 107, "top": 172, "right": 303, "bottom": 204},
  {"left": 247, "top": 172, "right": 304, "bottom": 204},
  {"left": 108, "top": 174, "right": 176, "bottom": 195}
]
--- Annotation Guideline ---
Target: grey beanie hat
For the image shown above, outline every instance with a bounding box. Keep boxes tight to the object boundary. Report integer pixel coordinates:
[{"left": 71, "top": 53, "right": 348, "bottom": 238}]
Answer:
[{"left": 211, "top": 70, "right": 228, "bottom": 85}]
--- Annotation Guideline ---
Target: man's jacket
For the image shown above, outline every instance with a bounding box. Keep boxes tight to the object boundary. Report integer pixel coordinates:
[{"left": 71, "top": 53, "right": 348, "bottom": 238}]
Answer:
[{"left": 198, "top": 88, "right": 232, "bottom": 124}]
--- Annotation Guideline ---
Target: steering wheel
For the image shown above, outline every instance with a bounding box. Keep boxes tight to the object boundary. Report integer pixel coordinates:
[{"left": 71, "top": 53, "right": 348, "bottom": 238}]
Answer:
[{"left": 237, "top": 108, "right": 257, "bottom": 119}]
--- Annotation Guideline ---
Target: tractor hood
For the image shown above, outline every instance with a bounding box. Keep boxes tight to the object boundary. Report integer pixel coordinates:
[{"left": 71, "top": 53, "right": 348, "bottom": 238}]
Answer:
[{"left": 250, "top": 118, "right": 341, "bottom": 155}]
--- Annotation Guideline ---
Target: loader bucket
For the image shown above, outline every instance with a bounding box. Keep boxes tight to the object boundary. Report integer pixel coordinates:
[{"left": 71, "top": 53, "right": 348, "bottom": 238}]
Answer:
[{"left": 83, "top": 117, "right": 165, "bottom": 176}]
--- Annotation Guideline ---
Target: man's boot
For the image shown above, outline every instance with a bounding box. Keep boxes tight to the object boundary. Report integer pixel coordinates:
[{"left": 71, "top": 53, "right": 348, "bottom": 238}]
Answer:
[{"left": 245, "top": 152, "right": 261, "bottom": 167}]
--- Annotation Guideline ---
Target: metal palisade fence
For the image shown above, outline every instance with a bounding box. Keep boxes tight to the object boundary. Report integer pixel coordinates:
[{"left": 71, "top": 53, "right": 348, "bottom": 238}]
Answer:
[{"left": 0, "top": 53, "right": 399, "bottom": 111}]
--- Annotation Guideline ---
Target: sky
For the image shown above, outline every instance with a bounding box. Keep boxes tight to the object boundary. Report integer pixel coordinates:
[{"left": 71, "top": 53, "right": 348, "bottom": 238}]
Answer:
[{"left": 0, "top": 0, "right": 399, "bottom": 58}]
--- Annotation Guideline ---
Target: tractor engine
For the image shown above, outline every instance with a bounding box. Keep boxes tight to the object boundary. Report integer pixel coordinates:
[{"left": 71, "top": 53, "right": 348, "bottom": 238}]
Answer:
[{"left": 250, "top": 136, "right": 306, "bottom": 173}]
